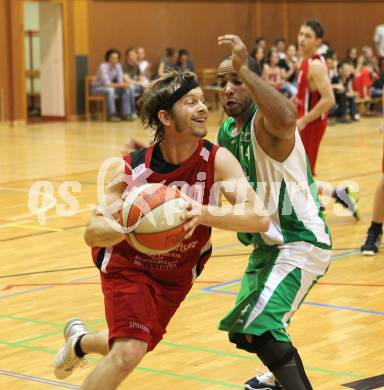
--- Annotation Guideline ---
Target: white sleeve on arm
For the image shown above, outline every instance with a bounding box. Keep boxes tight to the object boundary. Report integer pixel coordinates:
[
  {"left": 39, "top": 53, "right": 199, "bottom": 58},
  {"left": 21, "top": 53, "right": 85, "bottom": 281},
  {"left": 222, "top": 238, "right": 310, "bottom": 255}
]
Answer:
[{"left": 374, "top": 27, "right": 379, "bottom": 42}]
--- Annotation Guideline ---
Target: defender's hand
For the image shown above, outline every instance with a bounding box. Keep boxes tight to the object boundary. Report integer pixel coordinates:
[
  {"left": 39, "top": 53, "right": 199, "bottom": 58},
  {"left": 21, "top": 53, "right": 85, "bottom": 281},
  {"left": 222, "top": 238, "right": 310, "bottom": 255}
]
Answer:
[{"left": 218, "top": 34, "right": 247, "bottom": 73}]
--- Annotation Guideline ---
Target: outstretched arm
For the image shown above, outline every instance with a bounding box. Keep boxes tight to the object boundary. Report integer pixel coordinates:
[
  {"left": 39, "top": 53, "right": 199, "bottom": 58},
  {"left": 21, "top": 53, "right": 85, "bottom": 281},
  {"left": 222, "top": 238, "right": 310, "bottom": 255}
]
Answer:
[
  {"left": 182, "top": 147, "right": 269, "bottom": 238},
  {"left": 218, "top": 34, "right": 296, "bottom": 140}
]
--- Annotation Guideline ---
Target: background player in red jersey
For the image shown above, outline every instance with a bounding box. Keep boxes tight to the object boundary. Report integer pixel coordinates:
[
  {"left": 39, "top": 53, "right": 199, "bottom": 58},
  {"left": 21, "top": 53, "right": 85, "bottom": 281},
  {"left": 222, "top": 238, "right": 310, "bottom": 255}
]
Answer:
[
  {"left": 53, "top": 71, "right": 269, "bottom": 390},
  {"left": 296, "top": 19, "right": 359, "bottom": 219},
  {"left": 361, "top": 87, "right": 384, "bottom": 255}
]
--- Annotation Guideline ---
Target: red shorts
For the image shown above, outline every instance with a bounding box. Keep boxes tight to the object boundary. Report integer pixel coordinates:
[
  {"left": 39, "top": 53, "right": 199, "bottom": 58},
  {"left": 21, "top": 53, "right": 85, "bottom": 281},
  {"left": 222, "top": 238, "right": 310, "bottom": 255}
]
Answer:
[
  {"left": 100, "top": 267, "right": 190, "bottom": 352},
  {"left": 300, "top": 120, "right": 327, "bottom": 176}
]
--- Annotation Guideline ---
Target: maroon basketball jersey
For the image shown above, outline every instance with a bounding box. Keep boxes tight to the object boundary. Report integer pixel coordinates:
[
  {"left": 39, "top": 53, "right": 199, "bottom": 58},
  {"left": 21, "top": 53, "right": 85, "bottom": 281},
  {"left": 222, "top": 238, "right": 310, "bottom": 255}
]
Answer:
[
  {"left": 92, "top": 139, "right": 219, "bottom": 288},
  {"left": 296, "top": 54, "right": 328, "bottom": 124}
]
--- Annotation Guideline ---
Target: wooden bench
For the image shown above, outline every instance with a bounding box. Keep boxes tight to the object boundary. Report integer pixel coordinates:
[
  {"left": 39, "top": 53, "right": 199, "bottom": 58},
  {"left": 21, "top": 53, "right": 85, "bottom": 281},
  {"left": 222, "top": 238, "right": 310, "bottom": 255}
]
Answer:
[
  {"left": 196, "top": 68, "right": 228, "bottom": 123},
  {"left": 196, "top": 68, "right": 220, "bottom": 110},
  {"left": 85, "top": 76, "right": 107, "bottom": 121},
  {"left": 356, "top": 96, "right": 382, "bottom": 116}
]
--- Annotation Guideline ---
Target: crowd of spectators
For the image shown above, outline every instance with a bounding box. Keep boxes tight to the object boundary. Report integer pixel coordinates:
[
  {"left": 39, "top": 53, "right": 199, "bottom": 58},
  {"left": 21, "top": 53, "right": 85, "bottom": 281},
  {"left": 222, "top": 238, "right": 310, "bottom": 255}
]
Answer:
[
  {"left": 248, "top": 35, "right": 384, "bottom": 124},
  {"left": 90, "top": 32, "right": 384, "bottom": 123},
  {"left": 91, "top": 47, "right": 195, "bottom": 121}
]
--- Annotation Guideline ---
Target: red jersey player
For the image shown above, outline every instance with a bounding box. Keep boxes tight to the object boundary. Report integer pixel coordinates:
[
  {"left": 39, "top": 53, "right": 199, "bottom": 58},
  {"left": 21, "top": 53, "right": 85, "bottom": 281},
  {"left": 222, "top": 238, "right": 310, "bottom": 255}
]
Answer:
[
  {"left": 360, "top": 87, "right": 384, "bottom": 255},
  {"left": 296, "top": 19, "right": 359, "bottom": 220},
  {"left": 53, "top": 71, "right": 269, "bottom": 390}
]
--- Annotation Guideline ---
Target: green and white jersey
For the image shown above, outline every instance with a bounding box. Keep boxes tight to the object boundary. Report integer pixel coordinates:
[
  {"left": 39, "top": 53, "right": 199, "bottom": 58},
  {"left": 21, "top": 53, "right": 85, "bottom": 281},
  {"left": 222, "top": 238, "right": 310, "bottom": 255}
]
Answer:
[{"left": 217, "top": 105, "right": 332, "bottom": 274}]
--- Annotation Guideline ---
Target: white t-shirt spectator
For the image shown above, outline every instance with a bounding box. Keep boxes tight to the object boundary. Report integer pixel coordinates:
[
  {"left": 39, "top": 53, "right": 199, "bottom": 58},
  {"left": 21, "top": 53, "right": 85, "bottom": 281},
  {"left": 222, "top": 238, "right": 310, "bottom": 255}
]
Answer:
[
  {"left": 138, "top": 60, "right": 149, "bottom": 75},
  {"left": 374, "top": 23, "right": 384, "bottom": 57}
]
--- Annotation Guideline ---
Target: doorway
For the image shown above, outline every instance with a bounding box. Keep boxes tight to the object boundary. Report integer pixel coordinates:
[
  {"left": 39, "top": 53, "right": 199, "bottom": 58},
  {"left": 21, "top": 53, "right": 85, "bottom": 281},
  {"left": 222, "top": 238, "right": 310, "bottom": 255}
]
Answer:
[{"left": 23, "top": 1, "right": 66, "bottom": 122}]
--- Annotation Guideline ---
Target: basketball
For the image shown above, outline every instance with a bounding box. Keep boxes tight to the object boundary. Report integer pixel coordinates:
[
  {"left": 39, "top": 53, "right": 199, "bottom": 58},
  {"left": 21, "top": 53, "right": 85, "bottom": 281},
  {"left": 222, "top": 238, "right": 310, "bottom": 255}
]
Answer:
[{"left": 121, "top": 183, "right": 188, "bottom": 255}]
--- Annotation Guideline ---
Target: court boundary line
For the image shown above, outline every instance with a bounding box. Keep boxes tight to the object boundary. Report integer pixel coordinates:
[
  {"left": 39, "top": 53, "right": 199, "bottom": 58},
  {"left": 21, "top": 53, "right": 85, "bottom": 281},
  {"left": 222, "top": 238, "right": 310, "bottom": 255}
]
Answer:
[
  {"left": 0, "top": 337, "right": 362, "bottom": 381},
  {"left": 0, "top": 343, "right": 244, "bottom": 389},
  {"left": 0, "top": 248, "right": 375, "bottom": 387},
  {"left": 201, "top": 279, "right": 384, "bottom": 316},
  {"left": 0, "top": 369, "right": 79, "bottom": 389},
  {"left": 0, "top": 247, "right": 370, "bottom": 279}
]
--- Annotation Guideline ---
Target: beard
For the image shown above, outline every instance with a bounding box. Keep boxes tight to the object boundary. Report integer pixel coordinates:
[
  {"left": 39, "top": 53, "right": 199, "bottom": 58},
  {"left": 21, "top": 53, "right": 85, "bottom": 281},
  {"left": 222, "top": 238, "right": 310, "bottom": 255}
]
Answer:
[{"left": 174, "top": 116, "right": 207, "bottom": 139}]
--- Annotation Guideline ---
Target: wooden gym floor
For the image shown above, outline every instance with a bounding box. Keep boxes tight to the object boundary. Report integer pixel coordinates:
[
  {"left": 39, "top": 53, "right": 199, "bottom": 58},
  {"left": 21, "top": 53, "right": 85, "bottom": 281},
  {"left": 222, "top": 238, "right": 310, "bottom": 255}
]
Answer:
[{"left": 0, "top": 111, "right": 383, "bottom": 389}]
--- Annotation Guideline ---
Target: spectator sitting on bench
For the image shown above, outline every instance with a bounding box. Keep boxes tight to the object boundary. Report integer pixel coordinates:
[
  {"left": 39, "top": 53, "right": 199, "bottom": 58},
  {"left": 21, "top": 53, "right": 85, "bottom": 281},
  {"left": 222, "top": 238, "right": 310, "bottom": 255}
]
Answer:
[
  {"left": 123, "top": 48, "right": 146, "bottom": 98},
  {"left": 275, "top": 36, "right": 287, "bottom": 61},
  {"left": 331, "top": 62, "right": 358, "bottom": 122},
  {"left": 250, "top": 45, "right": 265, "bottom": 76},
  {"left": 92, "top": 48, "right": 137, "bottom": 122},
  {"left": 137, "top": 47, "right": 151, "bottom": 86},
  {"left": 354, "top": 57, "right": 372, "bottom": 100},
  {"left": 262, "top": 49, "right": 283, "bottom": 91},
  {"left": 176, "top": 49, "right": 195, "bottom": 72},
  {"left": 346, "top": 47, "right": 358, "bottom": 70},
  {"left": 360, "top": 46, "right": 382, "bottom": 98},
  {"left": 156, "top": 48, "right": 178, "bottom": 78},
  {"left": 278, "top": 44, "right": 299, "bottom": 98}
]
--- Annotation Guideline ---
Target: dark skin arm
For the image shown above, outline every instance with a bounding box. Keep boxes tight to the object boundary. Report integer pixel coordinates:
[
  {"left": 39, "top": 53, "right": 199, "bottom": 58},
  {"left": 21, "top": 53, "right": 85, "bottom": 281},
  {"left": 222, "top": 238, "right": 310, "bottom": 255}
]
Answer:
[{"left": 218, "top": 35, "right": 297, "bottom": 162}]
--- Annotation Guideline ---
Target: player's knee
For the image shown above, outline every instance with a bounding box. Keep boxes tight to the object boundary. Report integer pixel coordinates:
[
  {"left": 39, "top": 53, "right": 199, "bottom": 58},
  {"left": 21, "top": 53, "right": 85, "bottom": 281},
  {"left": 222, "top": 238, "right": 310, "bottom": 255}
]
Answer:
[
  {"left": 229, "top": 331, "right": 275, "bottom": 353},
  {"left": 253, "top": 333, "right": 297, "bottom": 372},
  {"left": 109, "top": 339, "right": 147, "bottom": 374},
  {"left": 229, "top": 331, "right": 296, "bottom": 371},
  {"left": 229, "top": 332, "right": 259, "bottom": 353}
]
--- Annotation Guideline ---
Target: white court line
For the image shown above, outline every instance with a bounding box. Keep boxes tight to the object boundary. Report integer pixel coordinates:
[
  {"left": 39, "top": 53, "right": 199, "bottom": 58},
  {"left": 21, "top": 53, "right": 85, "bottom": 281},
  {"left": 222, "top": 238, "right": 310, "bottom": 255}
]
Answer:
[
  {"left": 0, "top": 159, "right": 95, "bottom": 168},
  {"left": 0, "top": 219, "right": 33, "bottom": 229},
  {"left": 5, "top": 205, "right": 95, "bottom": 222},
  {"left": 43, "top": 204, "right": 96, "bottom": 222},
  {"left": 1, "top": 182, "right": 96, "bottom": 223},
  {"left": 0, "top": 186, "right": 95, "bottom": 221},
  {"left": 0, "top": 223, "right": 64, "bottom": 232},
  {"left": 0, "top": 132, "right": 125, "bottom": 150},
  {"left": 0, "top": 186, "right": 57, "bottom": 221},
  {"left": 0, "top": 205, "right": 95, "bottom": 229}
]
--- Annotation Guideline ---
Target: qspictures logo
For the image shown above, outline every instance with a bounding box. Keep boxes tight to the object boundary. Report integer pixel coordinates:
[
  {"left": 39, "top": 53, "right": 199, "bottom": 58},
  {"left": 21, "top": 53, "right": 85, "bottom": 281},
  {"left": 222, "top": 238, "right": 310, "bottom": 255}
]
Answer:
[{"left": 26, "top": 156, "right": 359, "bottom": 229}]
